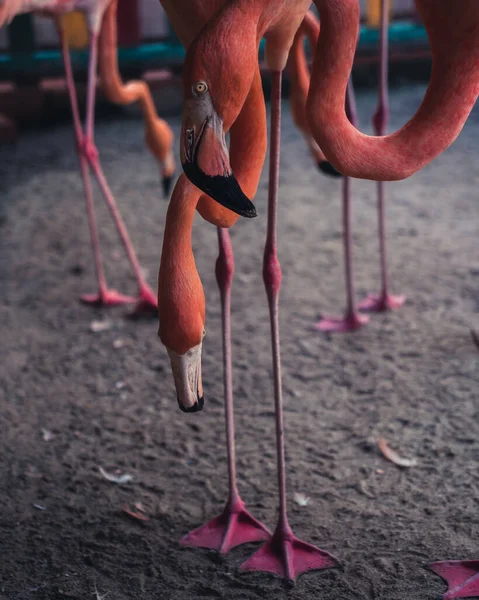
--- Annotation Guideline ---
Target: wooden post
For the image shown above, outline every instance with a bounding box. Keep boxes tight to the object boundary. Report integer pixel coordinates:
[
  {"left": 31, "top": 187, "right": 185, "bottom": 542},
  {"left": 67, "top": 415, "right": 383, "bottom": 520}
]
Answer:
[
  {"left": 61, "top": 12, "right": 89, "bottom": 49},
  {"left": 367, "top": 0, "right": 392, "bottom": 28}
]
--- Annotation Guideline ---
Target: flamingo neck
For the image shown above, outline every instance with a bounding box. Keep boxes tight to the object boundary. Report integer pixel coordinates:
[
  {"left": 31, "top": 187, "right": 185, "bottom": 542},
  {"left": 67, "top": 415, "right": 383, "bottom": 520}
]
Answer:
[
  {"left": 158, "top": 176, "right": 204, "bottom": 354},
  {"left": 161, "top": 176, "right": 199, "bottom": 264}
]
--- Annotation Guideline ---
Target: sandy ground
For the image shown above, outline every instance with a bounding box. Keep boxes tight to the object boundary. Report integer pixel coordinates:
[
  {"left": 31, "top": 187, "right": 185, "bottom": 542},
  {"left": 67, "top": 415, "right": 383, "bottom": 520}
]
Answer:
[{"left": 0, "top": 85, "right": 478, "bottom": 600}]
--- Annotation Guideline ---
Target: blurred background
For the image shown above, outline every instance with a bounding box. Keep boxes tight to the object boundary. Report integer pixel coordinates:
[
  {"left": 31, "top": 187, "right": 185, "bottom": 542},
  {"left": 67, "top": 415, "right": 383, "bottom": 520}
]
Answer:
[{"left": 0, "top": 0, "right": 431, "bottom": 144}]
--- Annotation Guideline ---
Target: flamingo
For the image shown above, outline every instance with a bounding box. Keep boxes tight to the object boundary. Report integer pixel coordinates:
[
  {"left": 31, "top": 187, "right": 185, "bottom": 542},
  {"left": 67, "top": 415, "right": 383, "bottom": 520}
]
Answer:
[
  {"left": 98, "top": 0, "right": 176, "bottom": 198},
  {"left": 178, "top": 0, "right": 339, "bottom": 580},
  {"left": 0, "top": 0, "right": 170, "bottom": 313},
  {"left": 289, "top": 10, "right": 368, "bottom": 332},
  {"left": 307, "top": 0, "right": 479, "bottom": 181},
  {"left": 315, "top": 78, "right": 370, "bottom": 332},
  {"left": 292, "top": 4, "right": 401, "bottom": 329},
  {"left": 158, "top": 0, "right": 271, "bottom": 555},
  {"left": 186, "top": 0, "right": 479, "bottom": 207},
  {"left": 357, "top": 0, "right": 405, "bottom": 312}
]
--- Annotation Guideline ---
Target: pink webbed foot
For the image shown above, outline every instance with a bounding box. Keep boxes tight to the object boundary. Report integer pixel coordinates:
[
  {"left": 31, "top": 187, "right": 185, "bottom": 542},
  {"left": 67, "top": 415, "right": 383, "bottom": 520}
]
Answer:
[
  {"left": 80, "top": 289, "right": 136, "bottom": 307},
  {"left": 240, "top": 523, "right": 339, "bottom": 582},
  {"left": 314, "top": 312, "right": 369, "bottom": 333},
  {"left": 128, "top": 285, "right": 158, "bottom": 318},
  {"left": 428, "top": 560, "right": 479, "bottom": 599},
  {"left": 180, "top": 498, "right": 271, "bottom": 555},
  {"left": 359, "top": 293, "right": 406, "bottom": 312}
]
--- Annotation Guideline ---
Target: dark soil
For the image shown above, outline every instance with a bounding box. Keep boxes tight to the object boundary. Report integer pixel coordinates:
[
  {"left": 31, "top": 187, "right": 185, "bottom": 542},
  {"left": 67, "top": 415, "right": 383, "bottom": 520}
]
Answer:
[{"left": 1, "top": 85, "right": 478, "bottom": 600}]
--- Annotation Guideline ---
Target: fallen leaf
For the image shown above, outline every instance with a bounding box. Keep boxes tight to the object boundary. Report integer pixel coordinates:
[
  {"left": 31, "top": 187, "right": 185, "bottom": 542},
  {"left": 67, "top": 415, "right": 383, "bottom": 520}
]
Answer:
[
  {"left": 41, "top": 429, "right": 54, "bottom": 441},
  {"left": 98, "top": 466, "right": 133, "bottom": 484},
  {"left": 90, "top": 320, "right": 112, "bottom": 333},
  {"left": 375, "top": 469, "right": 384, "bottom": 475},
  {"left": 122, "top": 504, "right": 149, "bottom": 522},
  {"left": 358, "top": 480, "right": 375, "bottom": 498},
  {"left": 377, "top": 438, "right": 417, "bottom": 468},
  {"left": 293, "top": 492, "right": 310, "bottom": 507}
]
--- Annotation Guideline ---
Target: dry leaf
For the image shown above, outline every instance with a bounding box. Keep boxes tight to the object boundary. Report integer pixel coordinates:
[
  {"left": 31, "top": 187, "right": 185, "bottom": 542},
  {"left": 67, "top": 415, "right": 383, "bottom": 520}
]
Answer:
[
  {"left": 41, "top": 429, "right": 53, "bottom": 441},
  {"left": 358, "top": 480, "right": 375, "bottom": 498},
  {"left": 122, "top": 504, "right": 149, "bottom": 522},
  {"left": 293, "top": 492, "right": 310, "bottom": 507},
  {"left": 90, "top": 320, "right": 112, "bottom": 333},
  {"left": 98, "top": 466, "right": 133, "bottom": 484},
  {"left": 377, "top": 438, "right": 417, "bottom": 468}
]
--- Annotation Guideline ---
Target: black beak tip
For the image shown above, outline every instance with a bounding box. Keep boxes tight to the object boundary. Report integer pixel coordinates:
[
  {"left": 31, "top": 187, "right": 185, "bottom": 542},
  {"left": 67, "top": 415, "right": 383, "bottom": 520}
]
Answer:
[
  {"left": 177, "top": 393, "right": 204, "bottom": 413},
  {"left": 317, "top": 161, "right": 343, "bottom": 178},
  {"left": 182, "top": 162, "right": 256, "bottom": 219},
  {"left": 162, "top": 174, "right": 174, "bottom": 198}
]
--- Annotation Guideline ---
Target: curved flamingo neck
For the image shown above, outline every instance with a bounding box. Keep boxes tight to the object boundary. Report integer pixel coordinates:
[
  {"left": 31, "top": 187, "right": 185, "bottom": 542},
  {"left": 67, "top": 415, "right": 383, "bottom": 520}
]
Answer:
[
  {"left": 309, "top": 0, "right": 479, "bottom": 181},
  {"left": 98, "top": 0, "right": 173, "bottom": 169},
  {"left": 158, "top": 175, "right": 204, "bottom": 353},
  {"left": 161, "top": 176, "right": 199, "bottom": 264}
]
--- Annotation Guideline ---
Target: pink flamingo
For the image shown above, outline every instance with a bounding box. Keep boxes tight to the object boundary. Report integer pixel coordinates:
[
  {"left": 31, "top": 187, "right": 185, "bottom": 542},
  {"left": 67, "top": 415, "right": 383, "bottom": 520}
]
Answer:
[
  {"left": 158, "top": 0, "right": 271, "bottom": 556},
  {"left": 289, "top": 10, "right": 367, "bottom": 333},
  {"left": 99, "top": 0, "right": 176, "bottom": 199},
  {"left": 179, "top": 0, "right": 339, "bottom": 581},
  {"left": 307, "top": 0, "right": 479, "bottom": 181},
  {"left": 0, "top": 0, "right": 163, "bottom": 313},
  {"left": 358, "top": 0, "right": 406, "bottom": 312}
]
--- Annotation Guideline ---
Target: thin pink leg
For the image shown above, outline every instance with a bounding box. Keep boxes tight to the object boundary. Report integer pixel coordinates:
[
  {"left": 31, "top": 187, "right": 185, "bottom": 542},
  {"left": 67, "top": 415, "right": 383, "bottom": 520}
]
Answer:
[
  {"left": 180, "top": 228, "right": 270, "bottom": 554},
  {"left": 59, "top": 24, "right": 135, "bottom": 307},
  {"left": 359, "top": 0, "right": 405, "bottom": 312},
  {"left": 241, "top": 71, "right": 338, "bottom": 581},
  {"left": 428, "top": 561, "right": 479, "bottom": 599},
  {"left": 81, "top": 32, "right": 157, "bottom": 315},
  {"left": 315, "top": 80, "right": 368, "bottom": 333}
]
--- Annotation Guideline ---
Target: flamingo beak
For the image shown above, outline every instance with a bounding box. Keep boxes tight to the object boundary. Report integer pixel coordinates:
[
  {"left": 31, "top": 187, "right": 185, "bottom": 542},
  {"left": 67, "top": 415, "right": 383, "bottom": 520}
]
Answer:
[
  {"left": 180, "top": 103, "right": 257, "bottom": 218},
  {"left": 162, "top": 174, "right": 173, "bottom": 198},
  {"left": 161, "top": 151, "right": 175, "bottom": 199},
  {"left": 317, "top": 161, "right": 343, "bottom": 178},
  {"left": 167, "top": 343, "right": 204, "bottom": 413}
]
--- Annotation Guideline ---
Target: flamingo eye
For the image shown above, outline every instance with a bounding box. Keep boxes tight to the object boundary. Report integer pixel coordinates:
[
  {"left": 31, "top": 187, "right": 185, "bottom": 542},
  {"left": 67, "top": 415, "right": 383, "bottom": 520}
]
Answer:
[{"left": 193, "top": 81, "right": 208, "bottom": 95}]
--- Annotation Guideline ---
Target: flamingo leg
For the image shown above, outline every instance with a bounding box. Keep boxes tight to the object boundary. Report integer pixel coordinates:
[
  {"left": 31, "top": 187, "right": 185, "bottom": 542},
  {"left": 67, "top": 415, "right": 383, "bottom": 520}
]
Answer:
[
  {"left": 80, "top": 31, "right": 157, "bottom": 315},
  {"left": 240, "top": 71, "right": 338, "bottom": 581},
  {"left": 59, "top": 24, "right": 135, "bottom": 307},
  {"left": 180, "top": 228, "right": 270, "bottom": 554},
  {"left": 359, "top": 0, "right": 405, "bottom": 312},
  {"left": 428, "top": 560, "right": 479, "bottom": 599},
  {"left": 315, "top": 79, "right": 369, "bottom": 333}
]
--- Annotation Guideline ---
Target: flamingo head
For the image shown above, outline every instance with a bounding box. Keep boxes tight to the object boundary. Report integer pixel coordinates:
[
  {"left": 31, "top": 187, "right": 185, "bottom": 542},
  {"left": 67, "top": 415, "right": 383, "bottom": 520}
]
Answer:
[{"left": 180, "top": 27, "right": 258, "bottom": 219}]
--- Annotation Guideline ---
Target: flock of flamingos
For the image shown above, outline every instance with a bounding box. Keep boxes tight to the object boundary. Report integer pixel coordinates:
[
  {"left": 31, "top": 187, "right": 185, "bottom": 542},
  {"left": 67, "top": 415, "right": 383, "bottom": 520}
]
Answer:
[{"left": 1, "top": 0, "right": 479, "bottom": 596}]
